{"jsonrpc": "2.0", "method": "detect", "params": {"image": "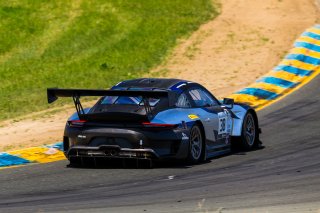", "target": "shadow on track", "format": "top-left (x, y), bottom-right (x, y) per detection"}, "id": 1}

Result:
top-left (66, 143), bottom-right (265, 169)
